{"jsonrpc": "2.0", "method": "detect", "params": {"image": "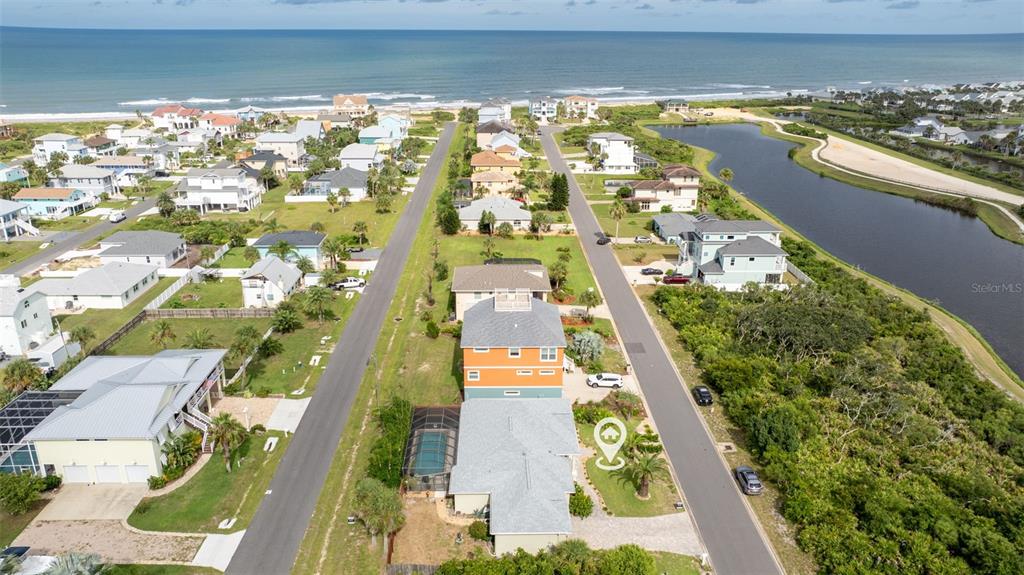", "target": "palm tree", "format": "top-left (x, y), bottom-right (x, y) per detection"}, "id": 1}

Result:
top-left (150, 320), bottom-right (176, 349)
top-left (339, 187), bottom-right (352, 207)
top-left (353, 221), bottom-right (368, 245)
top-left (268, 241), bottom-right (295, 260)
top-left (319, 267), bottom-right (340, 288)
top-left (609, 199), bottom-right (627, 243)
top-left (199, 245), bottom-right (216, 265)
top-left (135, 174), bottom-right (153, 197)
top-left (577, 288), bottom-right (603, 321)
top-left (263, 217), bottom-right (282, 234)
top-left (295, 256), bottom-right (315, 274)
top-left (366, 167), bottom-right (379, 198)
top-left (184, 328), bottom-right (215, 349)
top-left (321, 236), bottom-right (348, 270)
top-left (303, 286), bottom-right (335, 326)
top-left (326, 192), bottom-right (339, 213)
top-left (22, 160), bottom-right (43, 186)
top-left (207, 413), bottom-right (248, 472)
top-left (310, 221), bottom-right (325, 233)
top-left (718, 168), bottom-right (734, 183)
top-left (157, 191), bottom-right (176, 218)
top-left (287, 173), bottom-right (304, 197)
top-left (243, 246), bottom-right (261, 264)
top-left (69, 325), bottom-right (95, 354)
top-left (1, 554), bottom-right (22, 575)
top-left (258, 165), bottom-right (276, 191)
top-left (41, 552), bottom-right (107, 575)
top-left (2, 358), bottom-right (43, 394)
top-left (613, 453), bottom-right (668, 498)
